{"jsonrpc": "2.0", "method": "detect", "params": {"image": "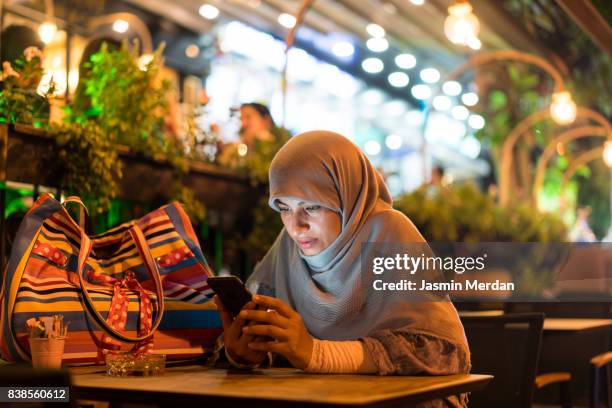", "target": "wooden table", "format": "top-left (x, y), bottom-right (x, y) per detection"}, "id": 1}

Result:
top-left (70, 365), bottom-right (492, 408)
top-left (542, 318), bottom-right (612, 332)
top-left (457, 310), bottom-right (504, 317)
top-left (458, 313), bottom-right (612, 333)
